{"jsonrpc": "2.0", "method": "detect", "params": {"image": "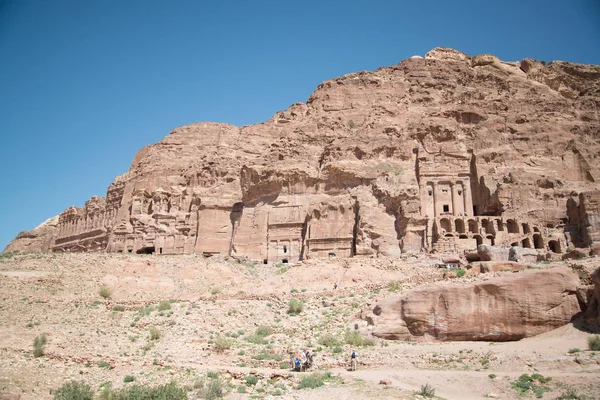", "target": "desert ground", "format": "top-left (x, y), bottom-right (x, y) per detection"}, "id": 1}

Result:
top-left (0, 252), bottom-right (598, 399)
